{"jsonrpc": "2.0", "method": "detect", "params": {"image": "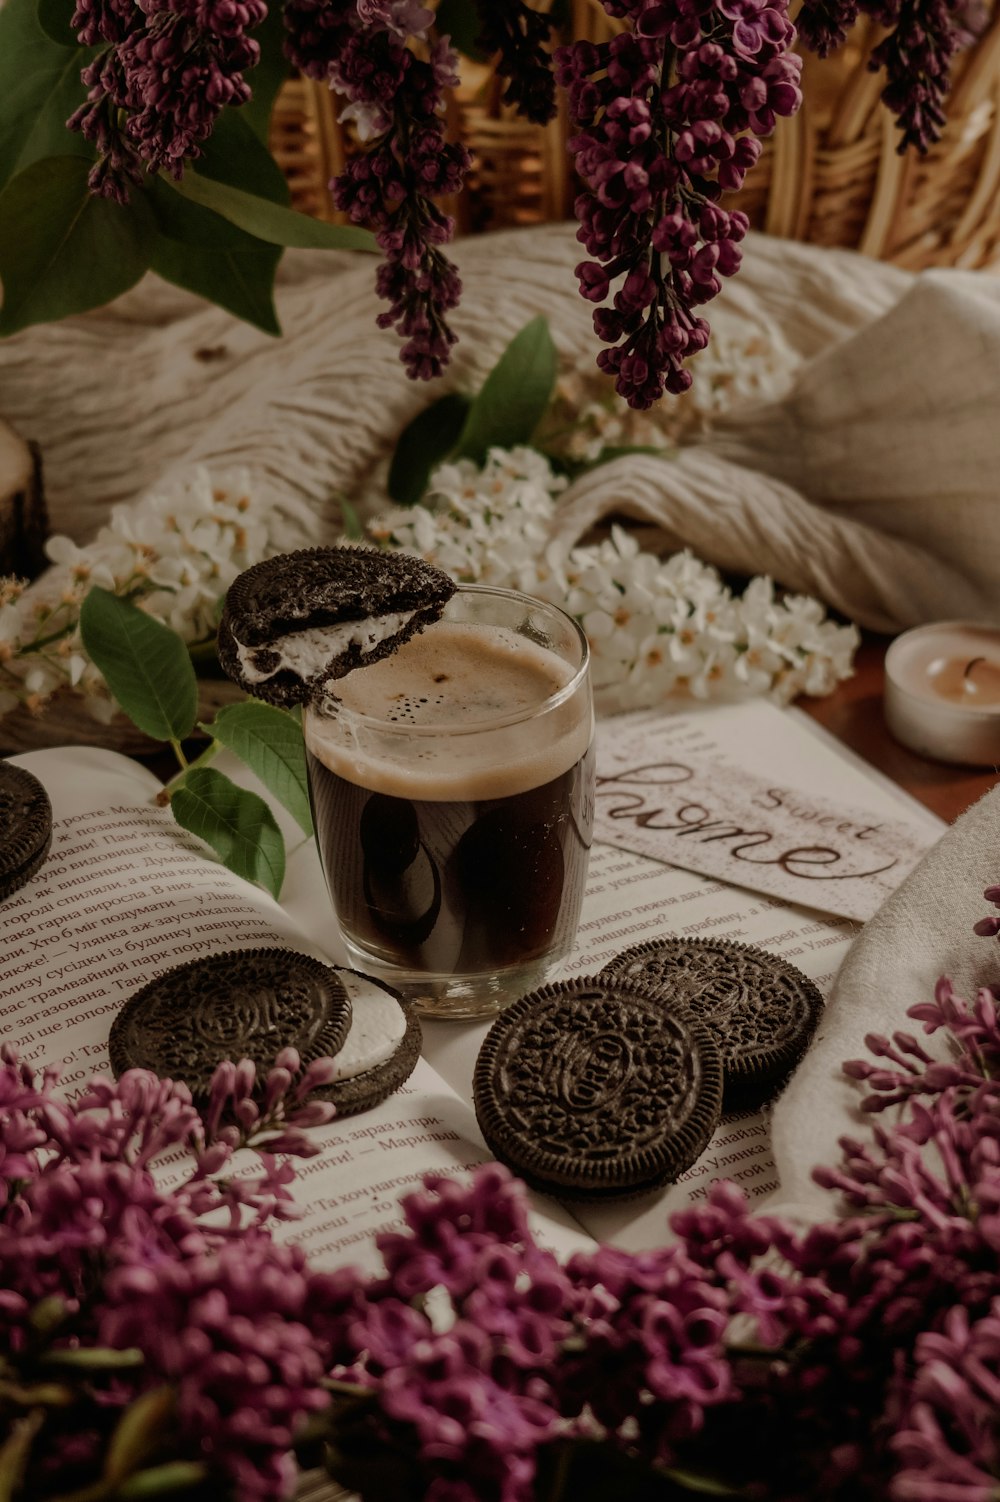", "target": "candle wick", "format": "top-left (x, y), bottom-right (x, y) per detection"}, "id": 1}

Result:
top-left (964, 656), bottom-right (986, 686)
